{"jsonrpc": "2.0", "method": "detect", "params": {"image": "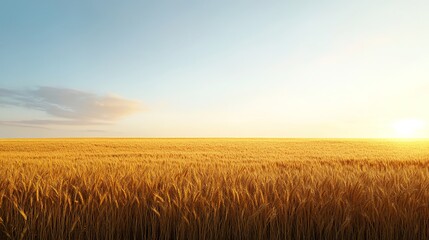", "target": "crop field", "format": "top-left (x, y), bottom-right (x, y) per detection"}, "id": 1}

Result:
top-left (1, 139), bottom-right (429, 239)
